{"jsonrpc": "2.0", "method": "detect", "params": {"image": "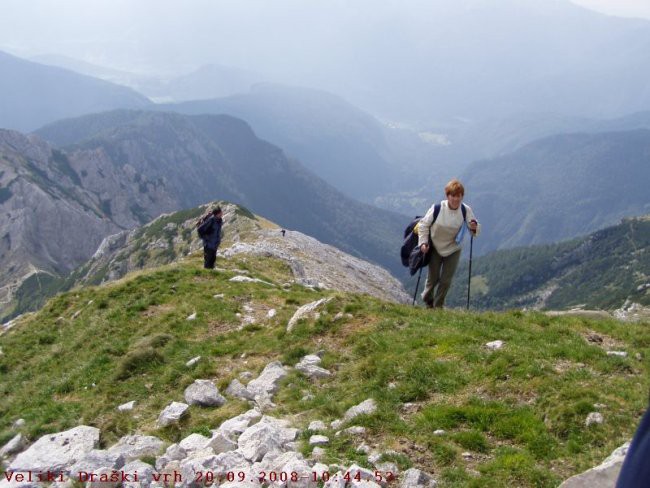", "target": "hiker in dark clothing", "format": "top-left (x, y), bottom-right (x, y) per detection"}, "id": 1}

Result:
top-left (198, 207), bottom-right (223, 269)
top-left (617, 404), bottom-right (650, 487)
